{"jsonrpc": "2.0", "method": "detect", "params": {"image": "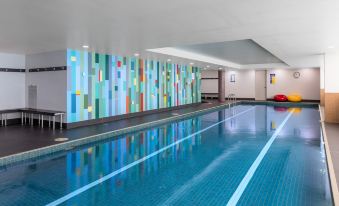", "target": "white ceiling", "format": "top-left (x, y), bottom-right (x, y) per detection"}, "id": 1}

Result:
top-left (0, 0), bottom-right (338, 69)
